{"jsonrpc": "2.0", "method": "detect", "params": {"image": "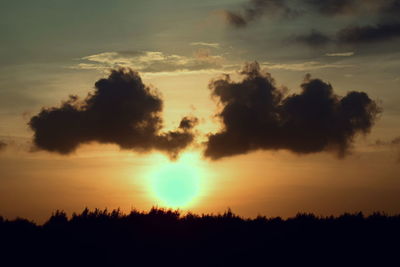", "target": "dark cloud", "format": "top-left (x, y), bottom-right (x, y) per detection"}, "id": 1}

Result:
top-left (0, 140), bottom-right (7, 151)
top-left (331, 0), bottom-right (400, 44)
top-left (374, 136), bottom-right (400, 162)
top-left (293, 22), bottom-right (400, 47)
top-left (224, 0), bottom-right (400, 48)
top-left (223, 0), bottom-right (296, 28)
top-left (305, 0), bottom-right (400, 17)
top-left (393, 137), bottom-right (400, 163)
top-left (293, 29), bottom-right (332, 47)
top-left (375, 137), bottom-right (400, 146)
top-left (223, 11), bottom-right (247, 28)
top-left (337, 23), bottom-right (400, 43)
top-left (305, 0), bottom-right (358, 15)
top-left (392, 137), bottom-right (400, 145)
top-left (298, 1), bottom-right (400, 46)
top-left (29, 68), bottom-right (197, 159)
top-left (179, 116), bottom-right (199, 130)
top-left (224, 0), bottom-right (400, 27)
top-left (379, 0), bottom-right (400, 17)
top-left (223, 0), bottom-right (362, 28)
top-left (205, 62), bottom-right (381, 160)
